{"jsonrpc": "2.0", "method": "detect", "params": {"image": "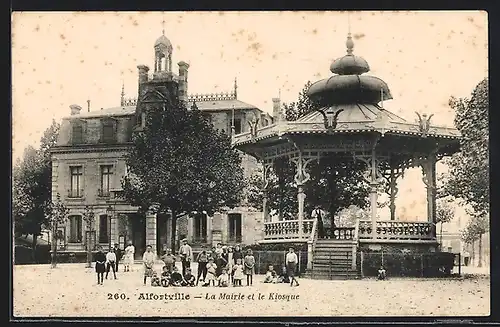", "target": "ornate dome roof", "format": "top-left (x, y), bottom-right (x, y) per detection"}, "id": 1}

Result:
top-left (307, 33), bottom-right (392, 105)
top-left (154, 34), bottom-right (173, 49)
